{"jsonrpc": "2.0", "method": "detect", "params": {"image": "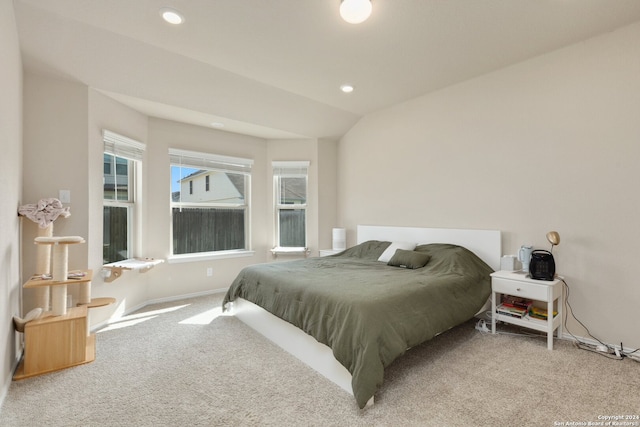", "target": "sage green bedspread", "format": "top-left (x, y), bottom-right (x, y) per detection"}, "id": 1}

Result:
top-left (222, 241), bottom-right (493, 408)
